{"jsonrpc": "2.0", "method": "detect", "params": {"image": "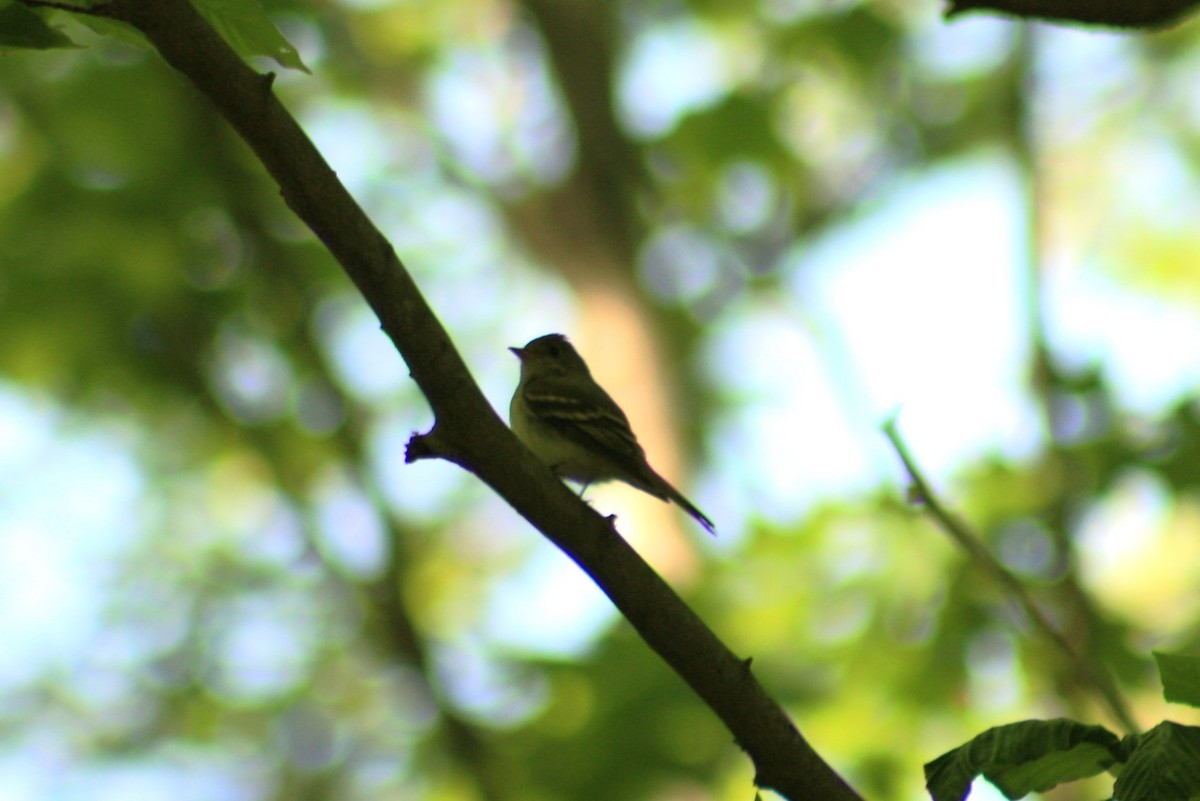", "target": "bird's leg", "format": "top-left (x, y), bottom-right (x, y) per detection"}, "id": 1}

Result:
top-left (550, 463), bottom-right (594, 503)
